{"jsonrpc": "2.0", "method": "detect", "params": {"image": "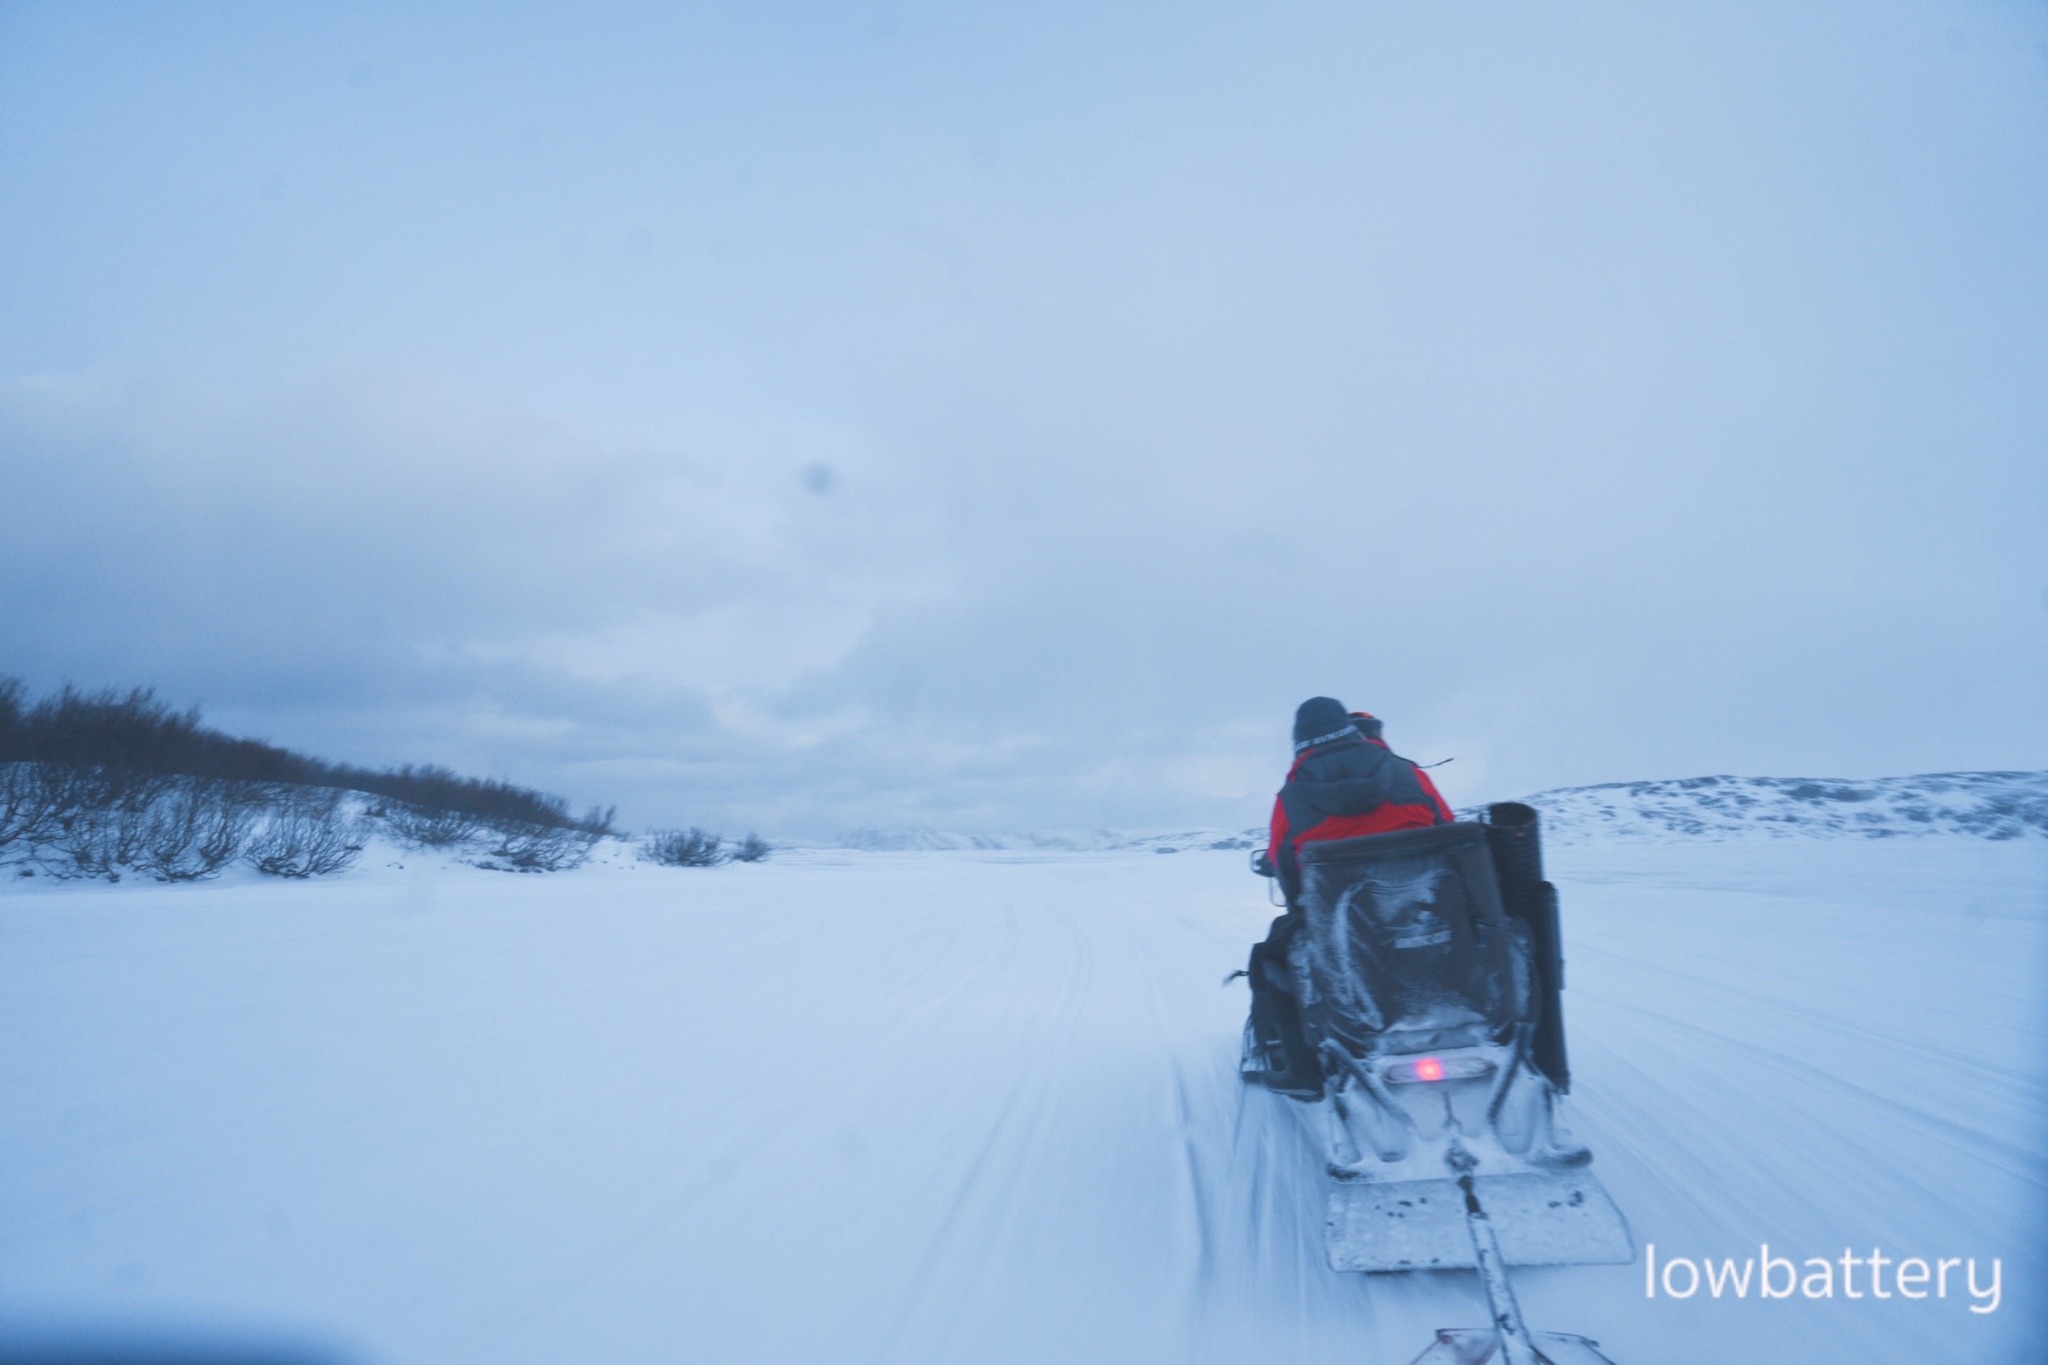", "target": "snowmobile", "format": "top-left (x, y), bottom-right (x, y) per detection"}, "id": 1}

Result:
top-left (1243, 803), bottom-right (1632, 1365)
